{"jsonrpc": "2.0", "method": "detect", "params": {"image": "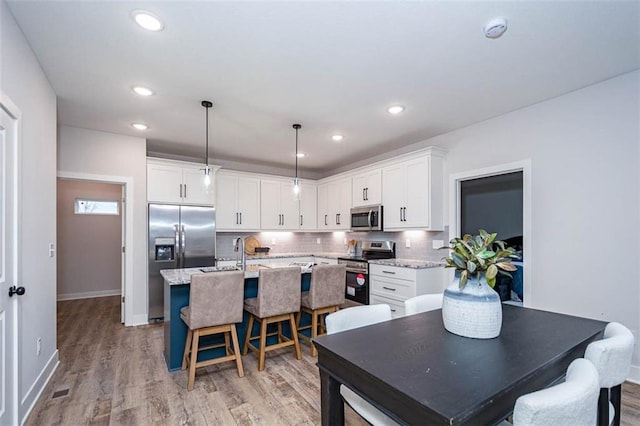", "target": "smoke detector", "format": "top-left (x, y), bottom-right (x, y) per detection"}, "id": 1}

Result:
top-left (484, 17), bottom-right (508, 39)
